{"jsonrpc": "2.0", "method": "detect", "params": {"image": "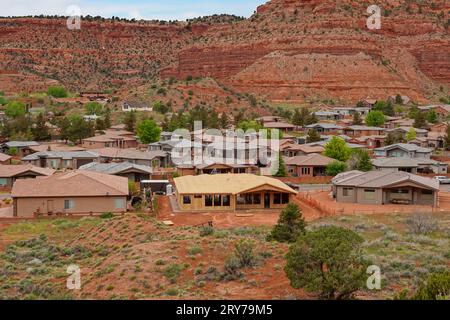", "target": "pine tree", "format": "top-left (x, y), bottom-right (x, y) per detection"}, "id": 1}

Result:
top-left (32, 113), bottom-right (50, 141)
top-left (306, 129), bottom-right (321, 143)
top-left (352, 112), bottom-right (362, 125)
top-left (267, 204), bottom-right (306, 243)
top-left (124, 110), bottom-right (137, 132)
top-left (220, 112), bottom-right (229, 129)
top-left (274, 153), bottom-right (287, 177)
top-left (444, 125), bottom-right (450, 150)
top-left (104, 107), bottom-right (112, 128)
top-left (414, 111), bottom-right (427, 129)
